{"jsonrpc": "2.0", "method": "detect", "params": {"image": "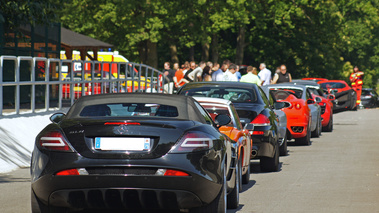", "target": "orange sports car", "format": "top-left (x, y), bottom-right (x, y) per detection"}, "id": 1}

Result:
top-left (194, 97), bottom-right (252, 186)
